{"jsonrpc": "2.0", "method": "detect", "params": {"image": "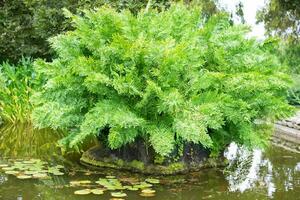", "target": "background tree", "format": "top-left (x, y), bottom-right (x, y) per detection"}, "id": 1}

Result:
top-left (0, 0), bottom-right (219, 63)
top-left (257, 0), bottom-right (300, 105)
